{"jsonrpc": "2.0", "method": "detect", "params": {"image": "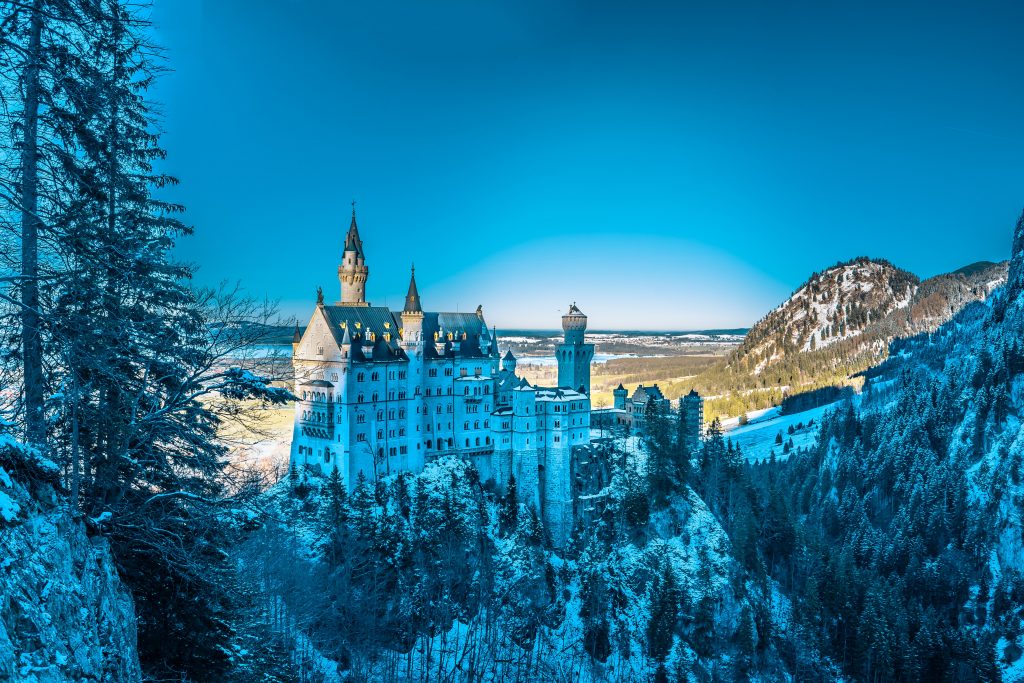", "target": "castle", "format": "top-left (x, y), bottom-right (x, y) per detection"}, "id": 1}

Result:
top-left (289, 208), bottom-right (593, 545)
